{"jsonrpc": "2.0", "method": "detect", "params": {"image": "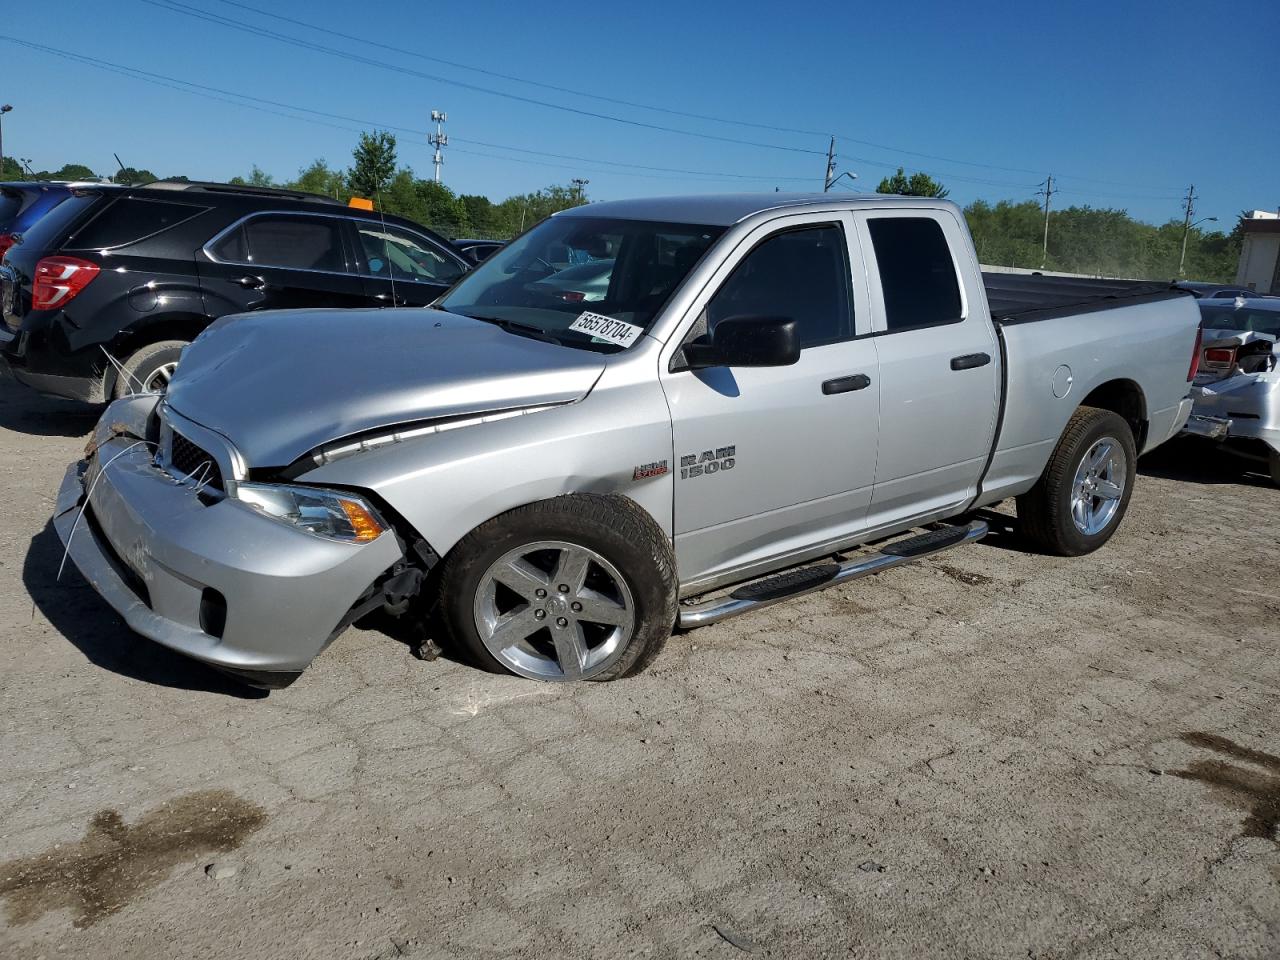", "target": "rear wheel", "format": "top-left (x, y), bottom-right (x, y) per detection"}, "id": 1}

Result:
top-left (436, 495), bottom-right (677, 682)
top-left (1017, 406), bottom-right (1138, 556)
top-left (111, 340), bottom-right (188, 399)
